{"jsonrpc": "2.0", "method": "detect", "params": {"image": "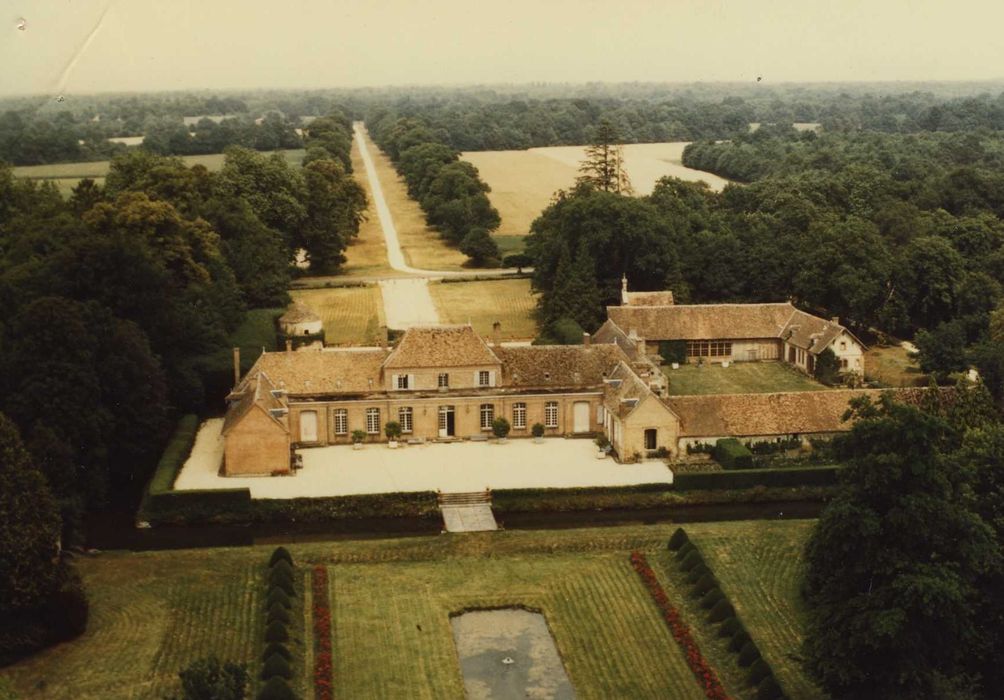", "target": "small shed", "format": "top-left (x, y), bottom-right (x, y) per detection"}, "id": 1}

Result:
top-left (279, 302), bottom-right (323, 337)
